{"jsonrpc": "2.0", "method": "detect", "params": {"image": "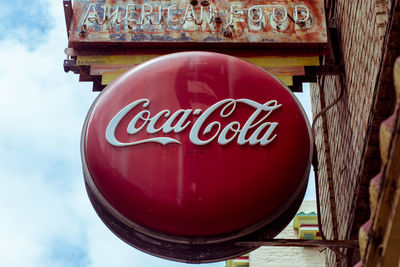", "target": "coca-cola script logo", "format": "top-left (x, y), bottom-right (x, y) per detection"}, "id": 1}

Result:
top-left (82, 52), bottom-right (312, 258)
top-left (106, 98), bottom-right (282, 146)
